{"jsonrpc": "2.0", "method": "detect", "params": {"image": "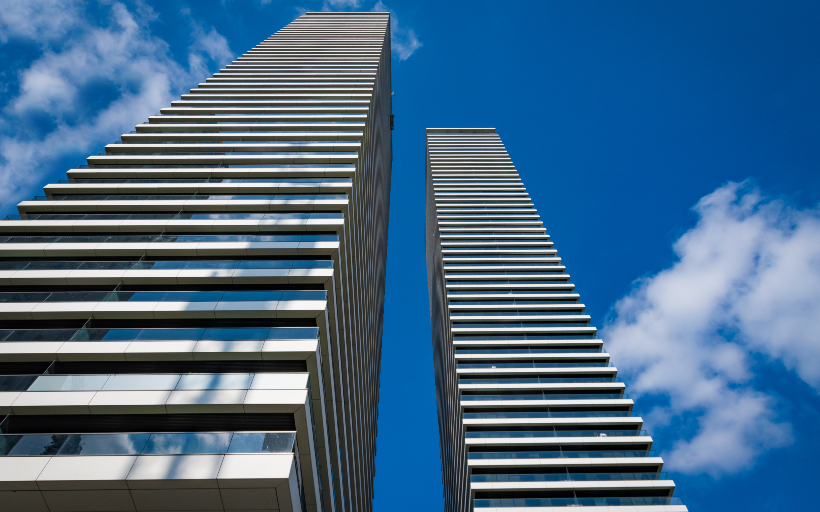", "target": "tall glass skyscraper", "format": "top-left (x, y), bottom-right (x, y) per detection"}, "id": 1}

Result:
top-left (425, 128), bottom-right (687, 511)
top-left (0, 12), bottom-right (391, 512)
